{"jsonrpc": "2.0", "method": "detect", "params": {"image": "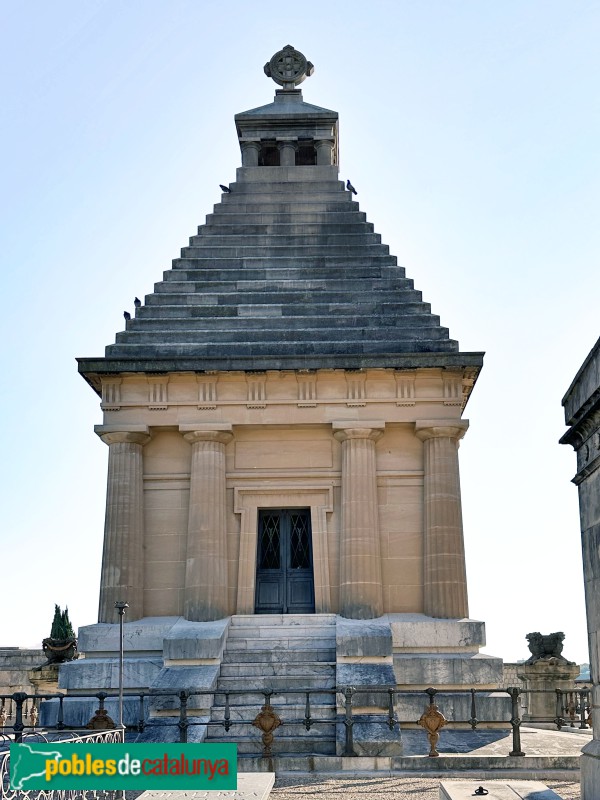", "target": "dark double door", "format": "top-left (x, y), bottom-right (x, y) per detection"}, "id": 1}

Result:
top-left (254, 509), bottom-right (315, 614)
